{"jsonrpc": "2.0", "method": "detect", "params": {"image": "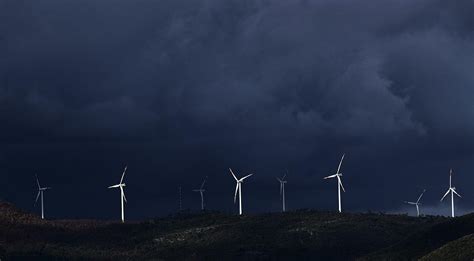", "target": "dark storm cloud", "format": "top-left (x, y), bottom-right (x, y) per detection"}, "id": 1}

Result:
top-left (1, 0), bottom-right (474, 218)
